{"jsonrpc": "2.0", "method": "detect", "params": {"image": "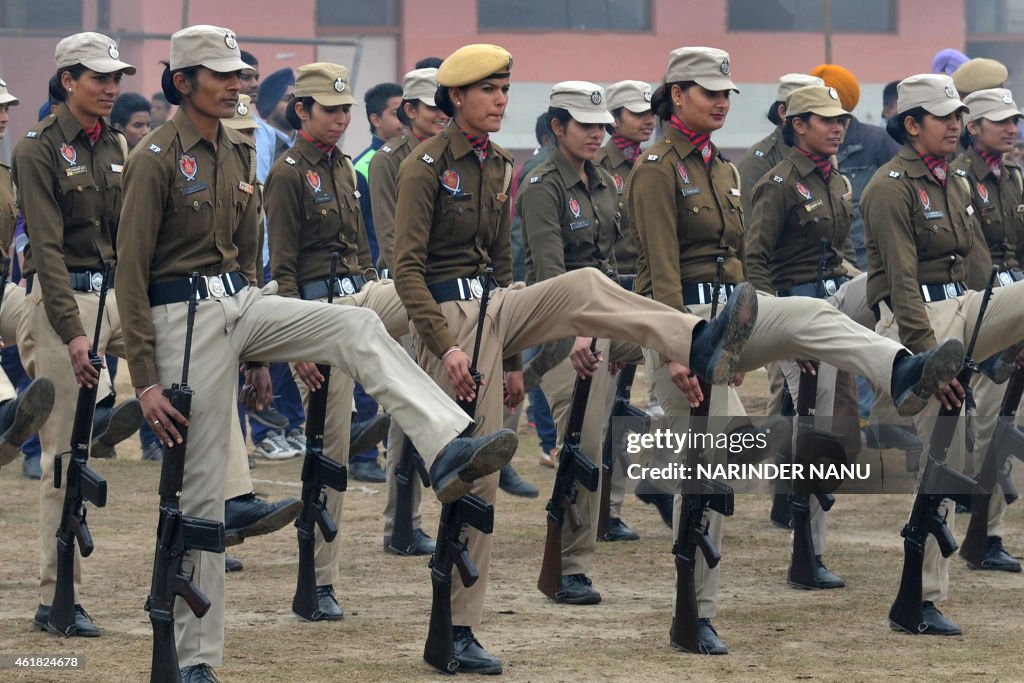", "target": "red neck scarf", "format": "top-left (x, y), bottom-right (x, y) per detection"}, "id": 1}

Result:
top-left (796, 146), bottom-right (832, 181)
top-left (669, 115), bottom-right (713, 169)
top-left (85, 120), bottom-right (102, 145)
top-left (462, 130), bottom-right (490, 166)
top-left (919, 152), bottom-right (948, 187)
top-left (975, 145), bottom-right (1003, 179)
top-left (299, 130), bottom-right (336, 158)
top-left (611, 133), bottom-right (641, 164)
